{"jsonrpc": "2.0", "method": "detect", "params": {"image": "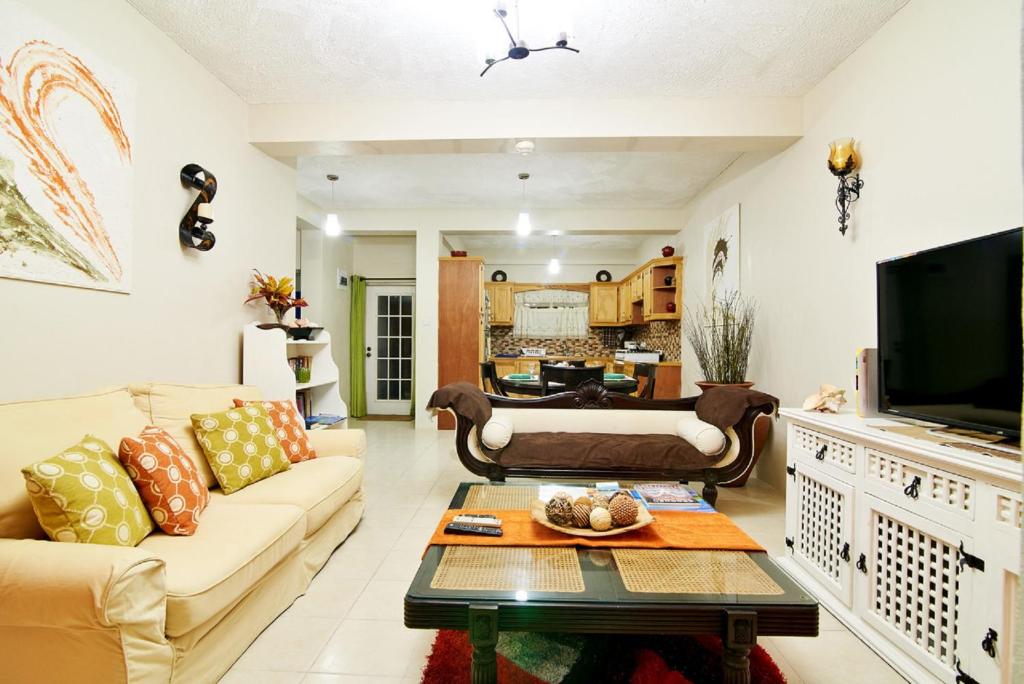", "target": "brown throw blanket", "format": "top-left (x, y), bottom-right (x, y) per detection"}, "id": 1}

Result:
top-left (426, 382), bottom-right (492, 427)
top-left (695, 386), bottom-right (778, 432)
